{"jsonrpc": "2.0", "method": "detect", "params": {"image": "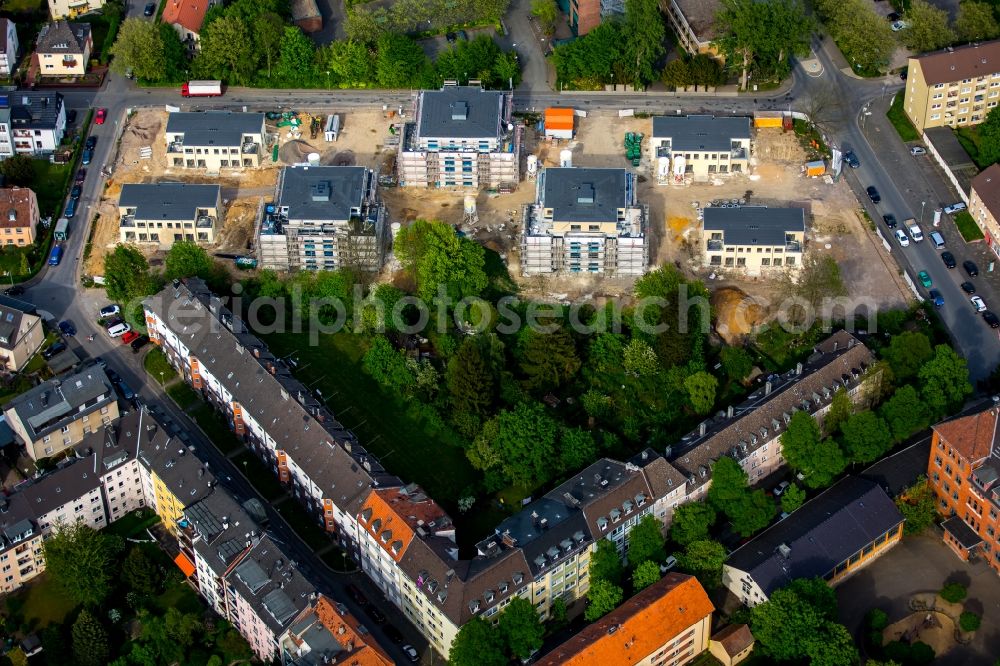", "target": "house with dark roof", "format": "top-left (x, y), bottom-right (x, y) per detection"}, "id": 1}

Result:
top-left (904, 39), bottom-right (1000, 134)
top-left (0, 293), bottom-right (43, 372)
top-left (4, 366), bottom-right (119, 461)
top-left (701, 206), bottom-right (806, 274)
top-left (35, 21), bottom-right (91, 76)
top-left (257, 165), bottom-right (387, 272)
top-left (709, 624), bottom-right (755, 666)
top-left (521, 167), bottom-right (648, 276)
top-left (398, 84), bottom-right (520, 189)
top-left (651, 115), bottom-right (753, 180)
top-left (0, 19), bottom-right (19, 78)
top-left (164, 111), bottom-right (267, 170)
top-left (969, 164), bottom-right (1000, 260)
top-left (0, 91), bottom-right (66, 156)
top-left (118, 182), bottom-right (222, 249)
top-left (723, 476), bottom-right (904, 606)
